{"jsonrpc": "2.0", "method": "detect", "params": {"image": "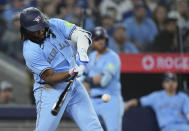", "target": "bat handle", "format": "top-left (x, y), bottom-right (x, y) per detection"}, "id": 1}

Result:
top-left (51, 109), bottom-right (58, 116)
top-left (51, 74), bottom-right (77, 116)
